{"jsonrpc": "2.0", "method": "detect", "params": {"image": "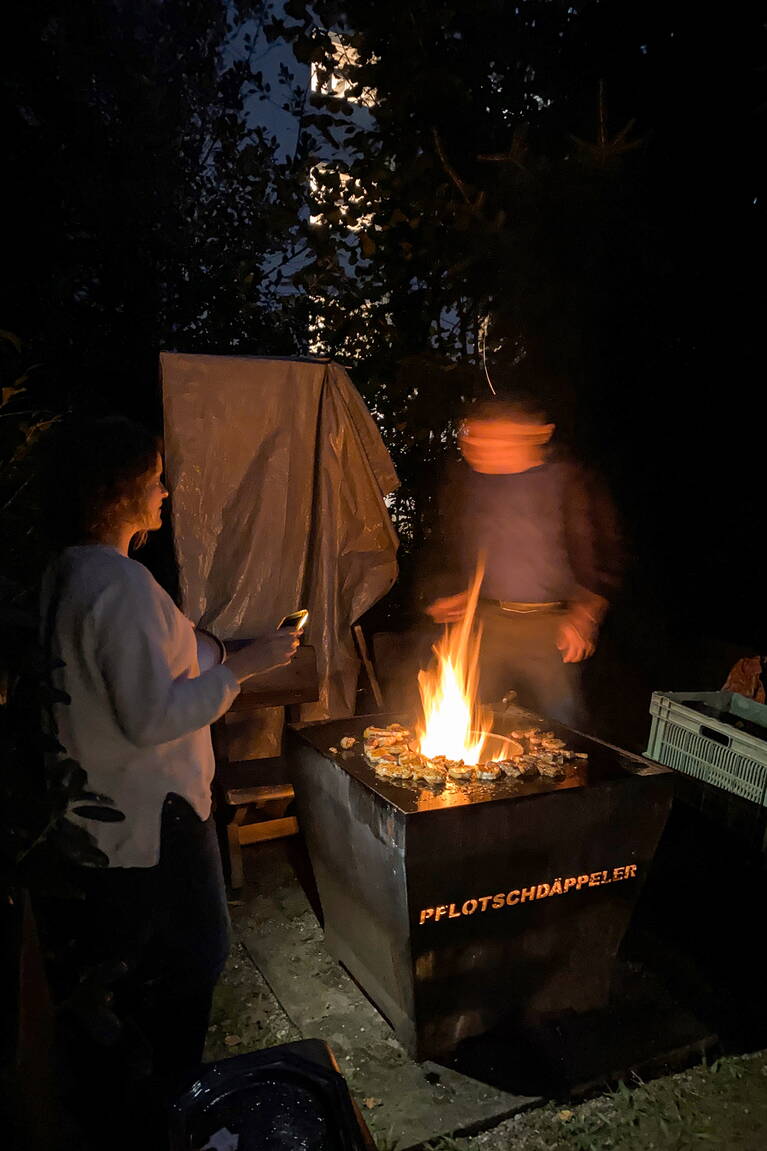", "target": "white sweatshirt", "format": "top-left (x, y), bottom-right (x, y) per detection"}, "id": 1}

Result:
top-left (42, 545), bottom-right (240, 867)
